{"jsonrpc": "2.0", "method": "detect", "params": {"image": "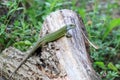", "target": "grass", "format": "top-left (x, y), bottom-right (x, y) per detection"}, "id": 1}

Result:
top-left (0, 0), bottom-right (120, 80)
